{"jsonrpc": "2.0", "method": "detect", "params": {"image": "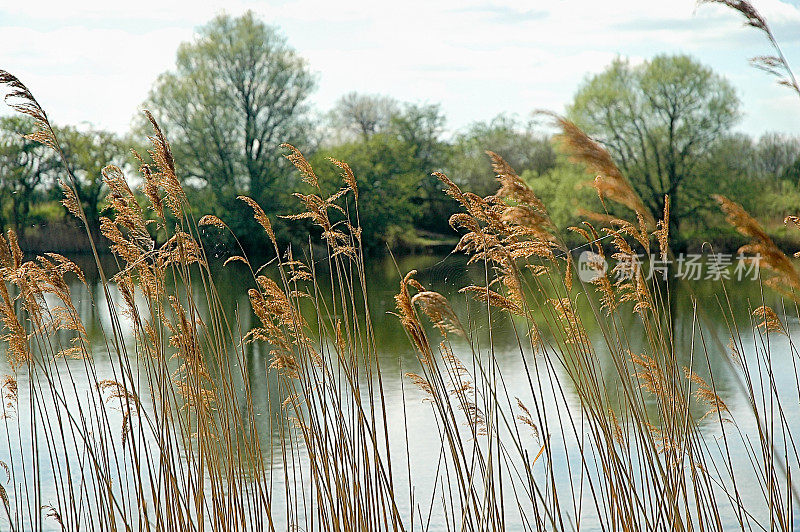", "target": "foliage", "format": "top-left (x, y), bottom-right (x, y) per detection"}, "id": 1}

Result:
top-left (319, 97), bottom-right (453, 240)
top-left (390, 102), bottom-right (451, 232)
top-left (55, 125), bottom-right (129, 241)
top-left (0, 116), bottom-right (57, 237)
top-left (448, 114), bottom-right (556, 198)
top-left (521, 156), bottom-right (596, 233)
top-left (688, 133), bottom-right (800, 239)
top-left (310, 133), bottom-right (423, 252)
top-left (3, 15), bottom-right (800, 258)
top-left (327, 92), bottom-right (399, 141)
top-left (568, 54), bottom-right (740, 249)
top-left (753, 132), bottom-right (800, 178)
top-left (142, 11), bottom-right (315, 222)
